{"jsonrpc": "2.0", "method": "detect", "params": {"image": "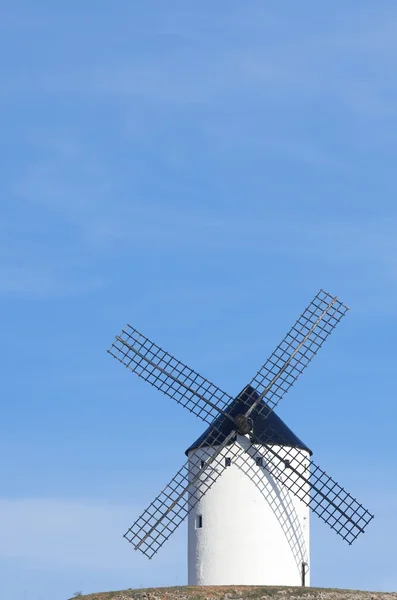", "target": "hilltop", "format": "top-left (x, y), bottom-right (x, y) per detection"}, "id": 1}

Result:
top-left (72, 585), bottom-right (397, 600)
